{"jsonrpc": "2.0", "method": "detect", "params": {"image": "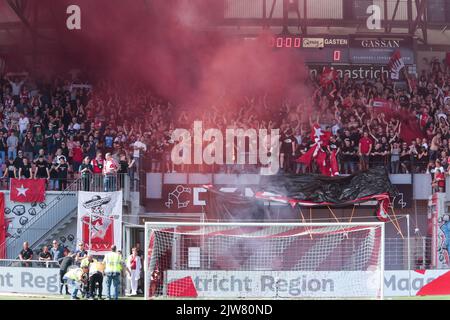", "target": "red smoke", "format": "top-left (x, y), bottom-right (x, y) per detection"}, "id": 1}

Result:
top-left (31, 0), bottom-right (310, 109)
